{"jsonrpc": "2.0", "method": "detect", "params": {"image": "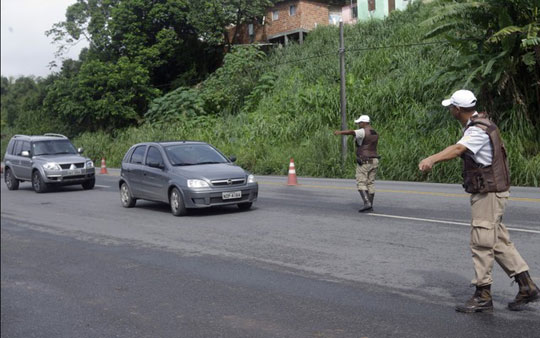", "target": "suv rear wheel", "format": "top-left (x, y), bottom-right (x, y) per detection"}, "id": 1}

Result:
top-left (32, 170), bottom-right (48, 193)
top-left (4, 168), bottom-right (20, 190)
